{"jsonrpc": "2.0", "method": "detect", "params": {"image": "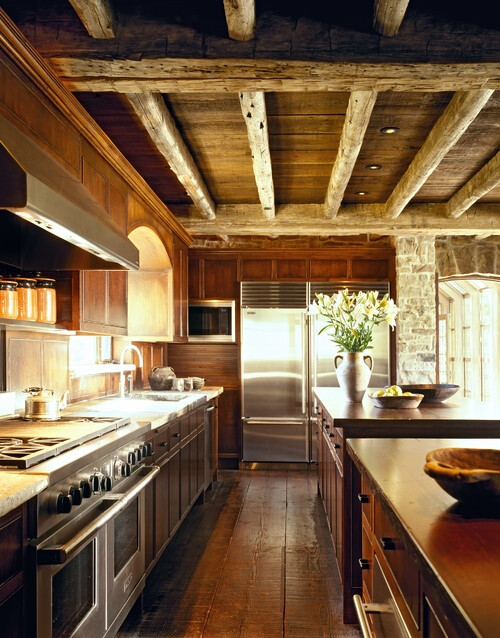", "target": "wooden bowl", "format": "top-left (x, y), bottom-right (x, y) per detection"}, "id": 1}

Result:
top-left (424, 448), bottom-right (500, 505)
top-left (399, 384), bottom-right (459, 403)
top-left (369, 393), bottom-right (424, 409)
